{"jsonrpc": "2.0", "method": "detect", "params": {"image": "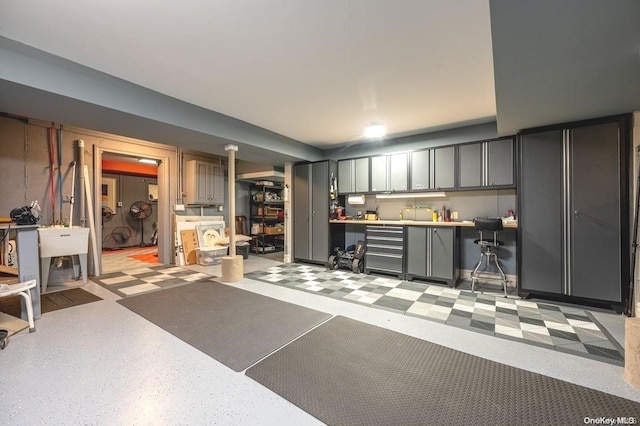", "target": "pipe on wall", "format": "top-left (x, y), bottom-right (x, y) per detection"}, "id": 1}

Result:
top-left (77, 139), bottom-right (86, 227)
